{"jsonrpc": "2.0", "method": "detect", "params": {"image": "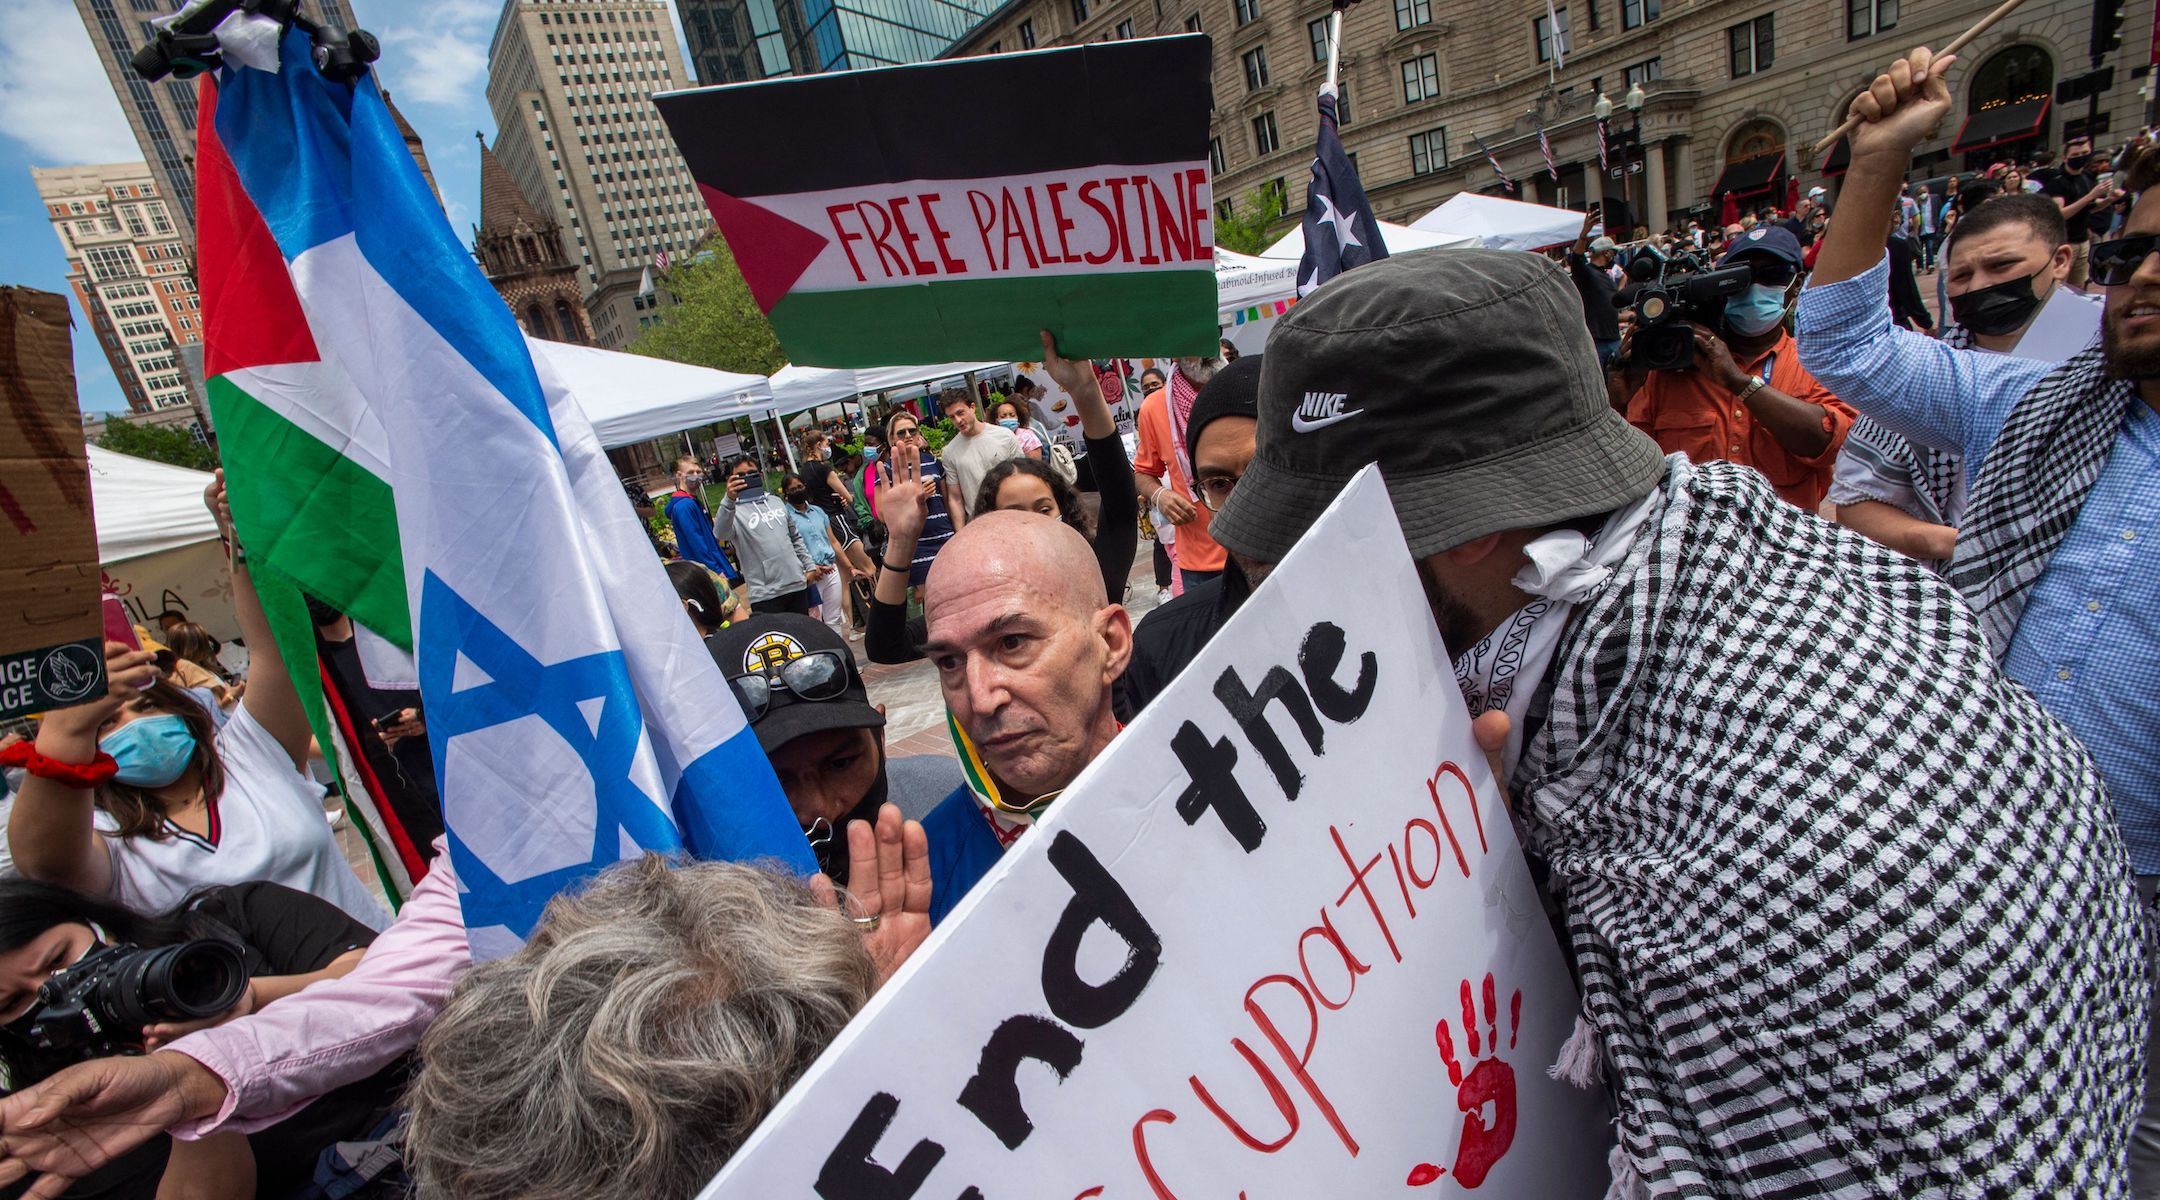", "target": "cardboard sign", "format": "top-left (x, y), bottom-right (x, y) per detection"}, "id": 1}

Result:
top-left (0, 287), bottom-right (107, 718)
top-left (702, 468), bottom-right (1609, 1198)
top-left (656, 37), bottom-right (1220, 368)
